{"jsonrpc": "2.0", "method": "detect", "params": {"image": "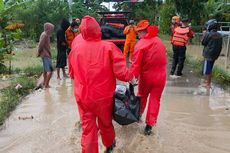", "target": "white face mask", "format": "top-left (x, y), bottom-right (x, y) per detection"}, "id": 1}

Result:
top-left (72, 28), bottom-right (78, 33)
top-left (137, 30), bottom-right (147, 39)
